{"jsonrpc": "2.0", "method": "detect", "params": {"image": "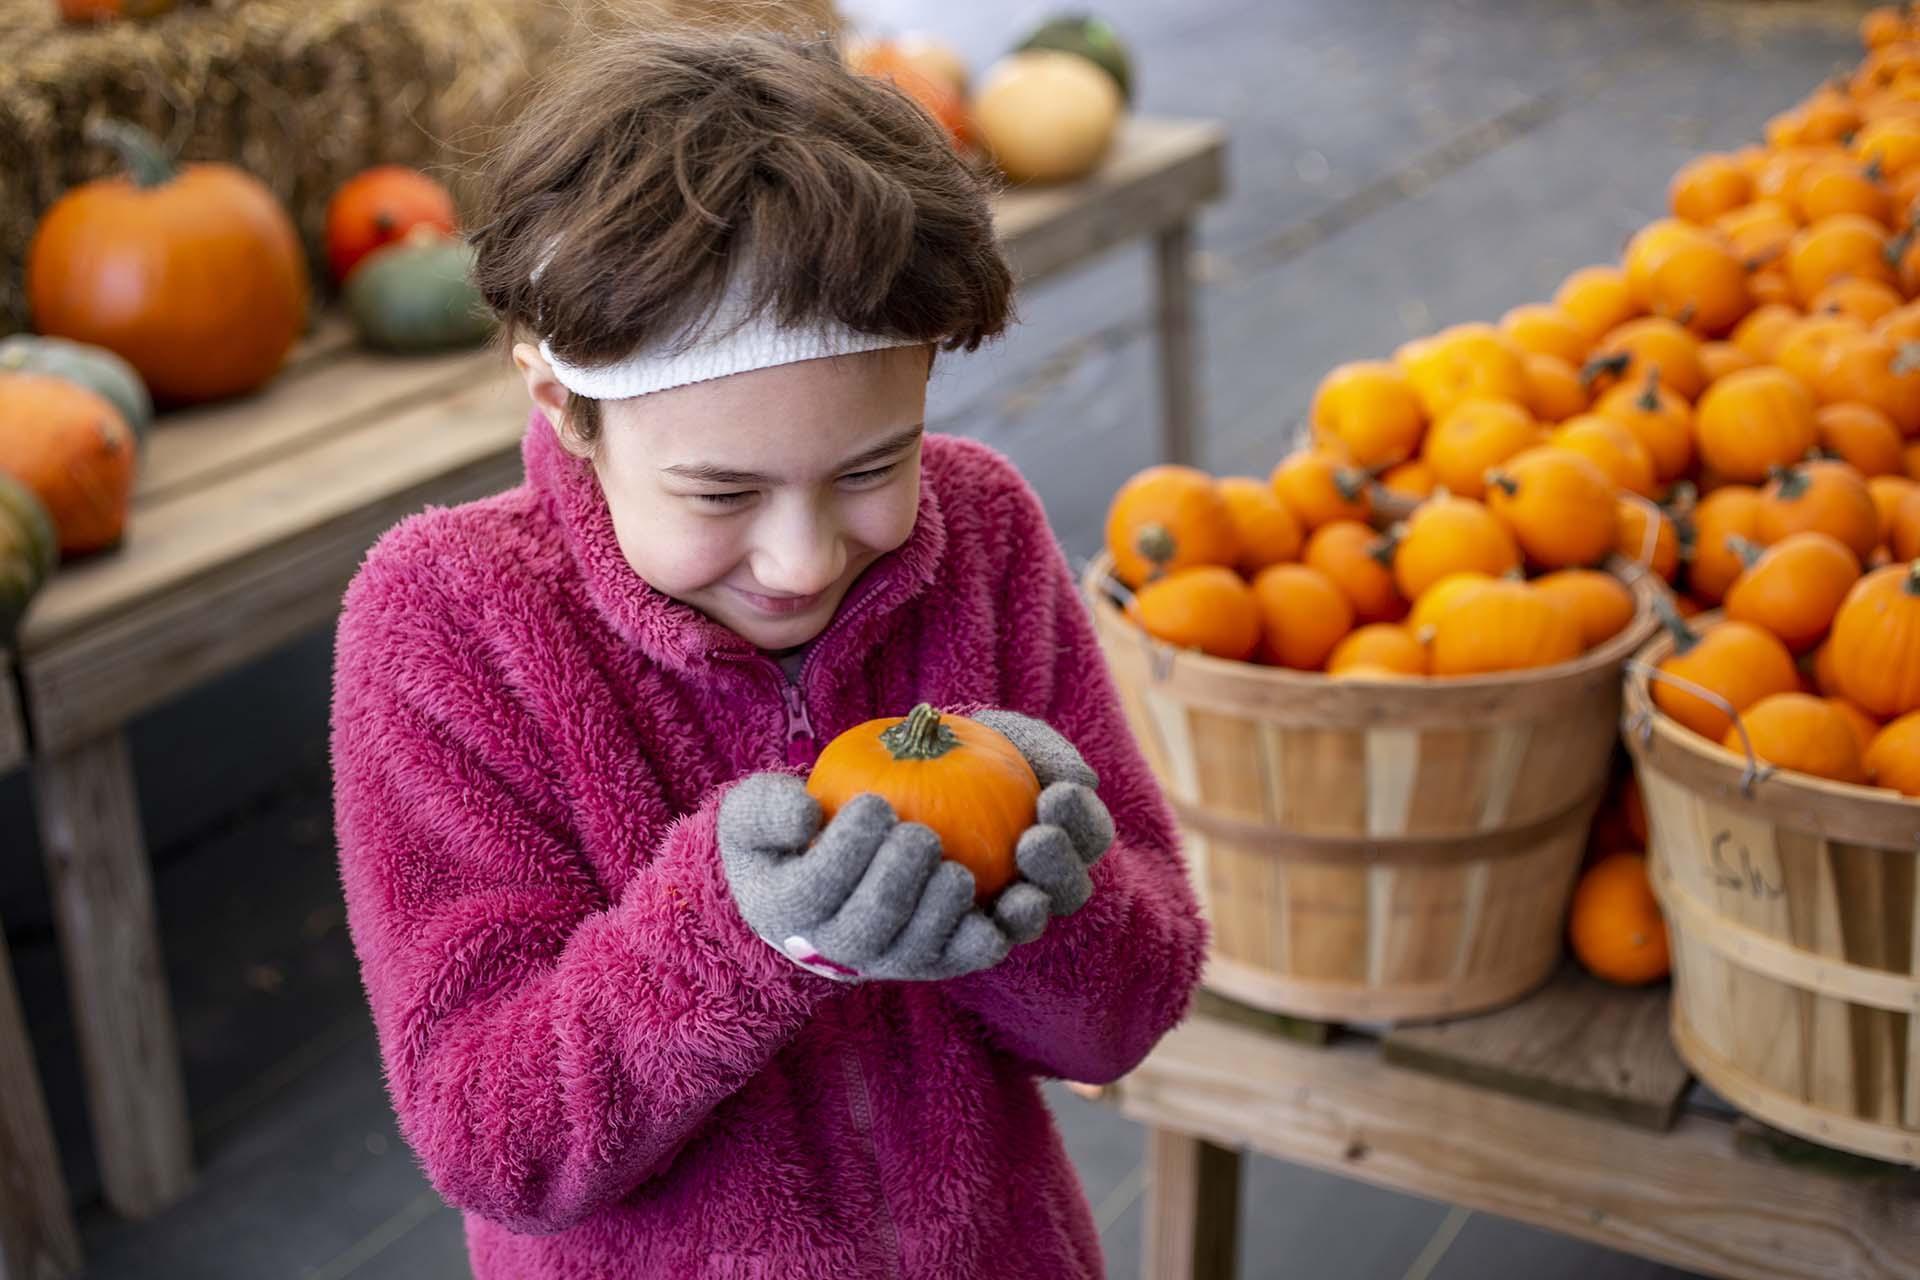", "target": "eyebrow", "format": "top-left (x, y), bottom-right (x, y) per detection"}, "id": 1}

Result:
top-left (661, 423), bottom-right (925, 486)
